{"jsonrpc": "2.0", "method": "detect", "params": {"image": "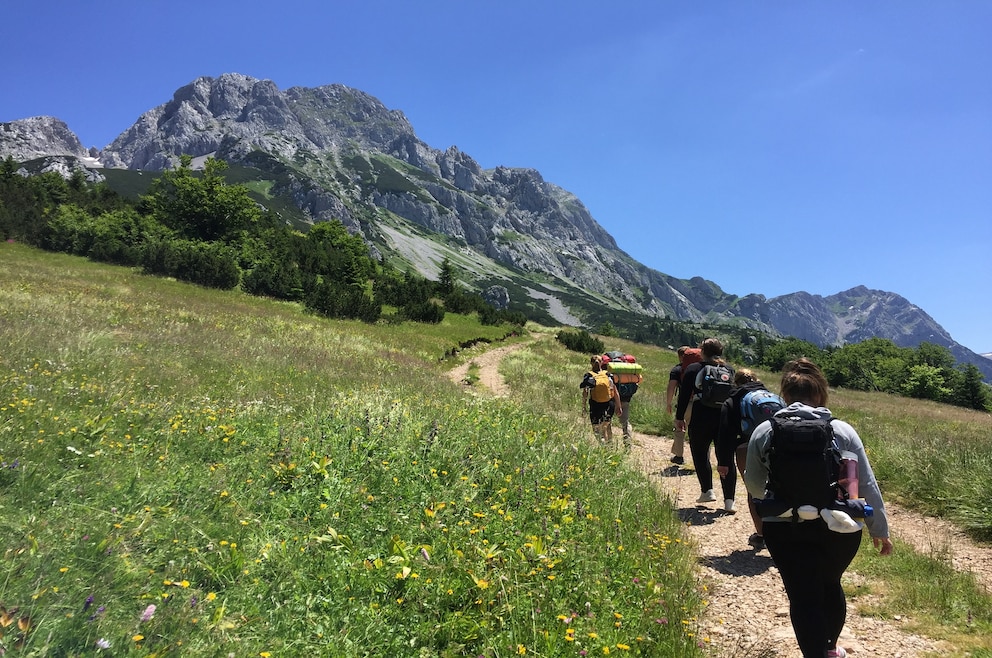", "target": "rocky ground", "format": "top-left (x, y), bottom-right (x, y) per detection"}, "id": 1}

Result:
top-left (448, 343), bottom-right (992, 657)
